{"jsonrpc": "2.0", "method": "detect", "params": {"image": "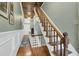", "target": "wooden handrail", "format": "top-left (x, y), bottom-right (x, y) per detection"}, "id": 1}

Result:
top-left (35, 7), bottom-right (69, 56)
top-left (35, 7), bottom-right (63, 39)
